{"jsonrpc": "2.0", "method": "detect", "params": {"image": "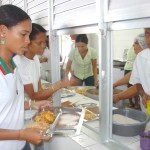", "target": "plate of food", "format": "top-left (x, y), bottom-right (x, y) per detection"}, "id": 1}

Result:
top-left (68, 86), bottom-right (95, 95)
top-left (84, 109), bottom-right (98, 121)
top-left (26, 107), bottom-right (85, 136)
top-left (26, 107), bottom-right (62, 132)
top-left (75, 103), bottom-right (100, 121)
